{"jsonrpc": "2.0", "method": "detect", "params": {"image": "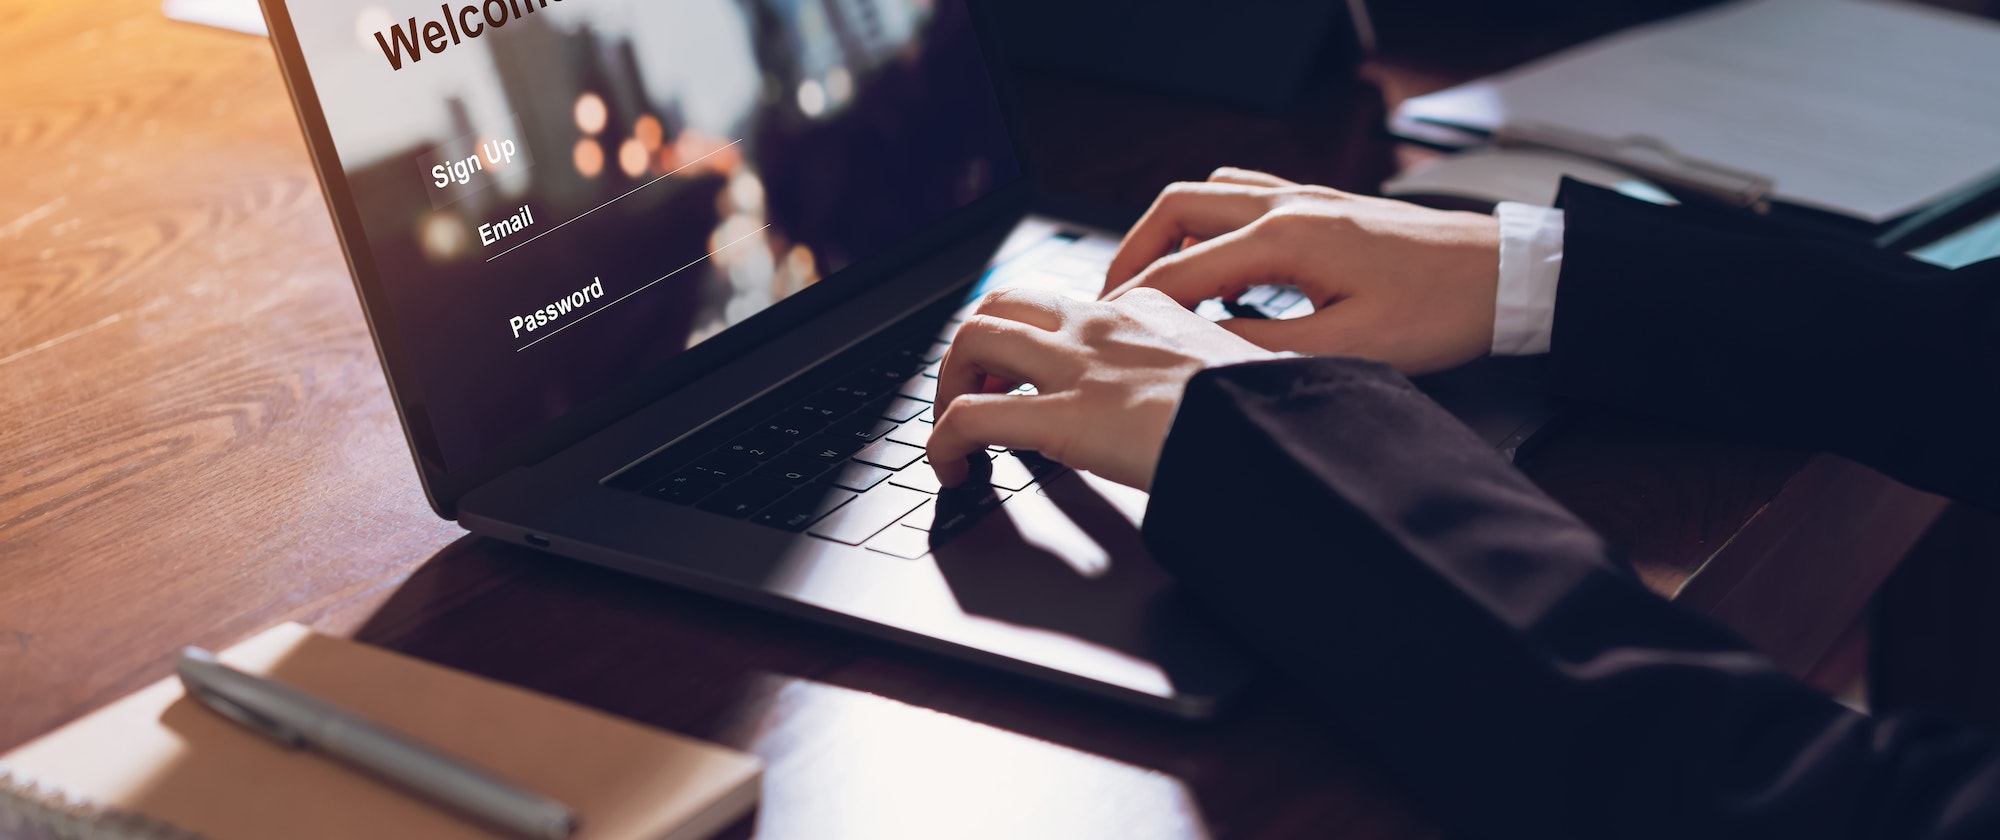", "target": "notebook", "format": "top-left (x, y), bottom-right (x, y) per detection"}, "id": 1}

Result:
top-left (0, 623), bottom-right (761, 840)
top-left (1391, 0), bottom-right (2000, 224)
